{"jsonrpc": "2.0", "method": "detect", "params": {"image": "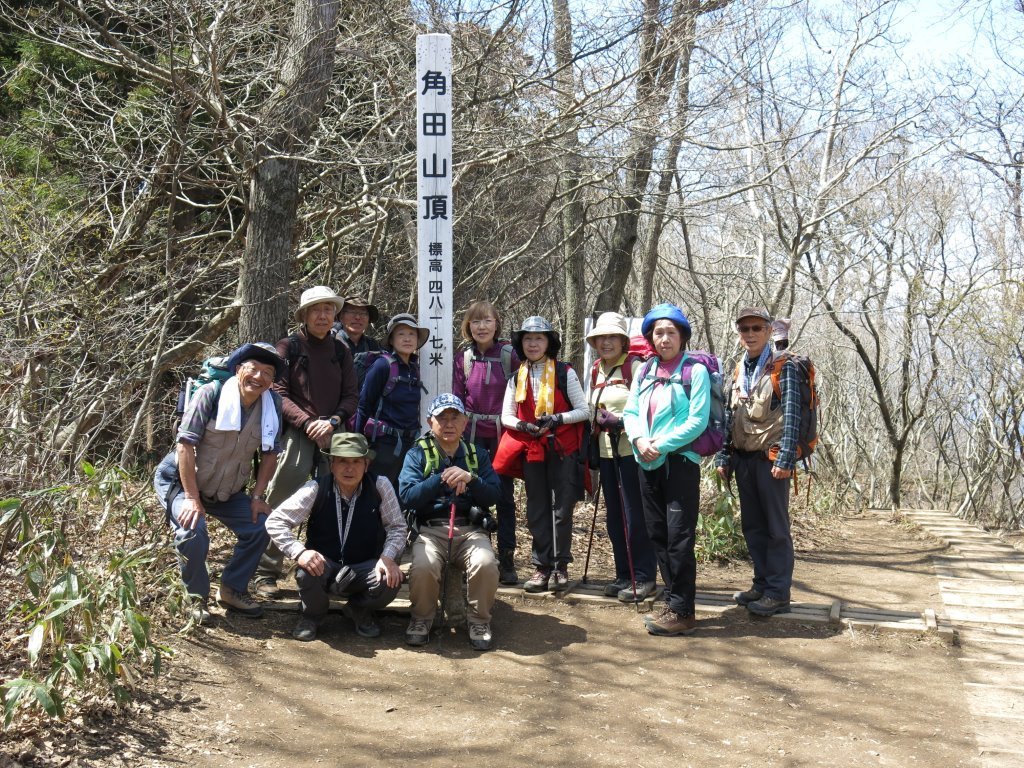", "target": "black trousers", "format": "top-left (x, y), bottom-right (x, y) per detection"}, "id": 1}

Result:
top-left (522, 451), bottom-right (581, 569)
top-left (294, 557), bottom-right (400, 620)
top-left (638, 454), bottom-right (700, 616)
top-left (734, 453), bottom-right (793, 600)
